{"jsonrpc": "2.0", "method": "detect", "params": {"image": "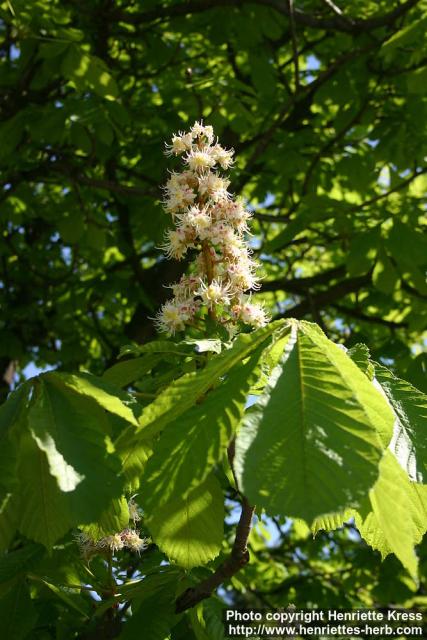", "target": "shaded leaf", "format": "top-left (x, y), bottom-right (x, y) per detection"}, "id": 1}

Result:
top-left (28, 377), bottom-right (123, 521)
top-left (146, 474), bottom-right (224, 569)
top-left (102, 355), bottom-right (160, 388)
top-left (119, 570), bottom-right (178, 640)
top-left (38, 577), bottom-right (90, 618)
top-left (17, 432), bottom-right (73, 548)
top-left (0, 580), bottom-right (37, 640)
top-left (0, 542), bottom-right (44, 585)
top-left (142, 342), bottom-right (269, 510)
